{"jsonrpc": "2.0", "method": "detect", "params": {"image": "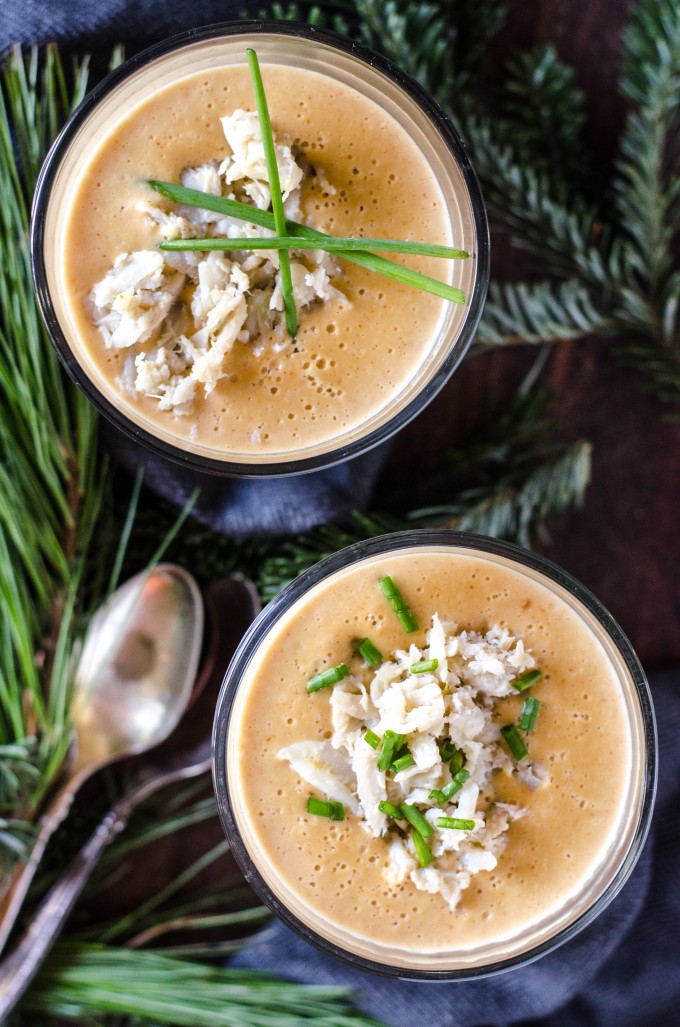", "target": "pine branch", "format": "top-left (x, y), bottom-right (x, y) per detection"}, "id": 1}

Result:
top-left (477, 280), bottom-right (611, 348)
top-left (502, 46), bottom-right (588, 185)
top-left (409, 441), bottom-right (591, 549)
top-left (251, 1), bottom-right (351, 35)
top-left (23, 943), bottom-right (385, 1027)
top-left (0, 46), bottom-right (107, 854)
top-left (611, 0), bottom-right (680, 404)
top-left (354, 0), bottom-right (455, 100)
